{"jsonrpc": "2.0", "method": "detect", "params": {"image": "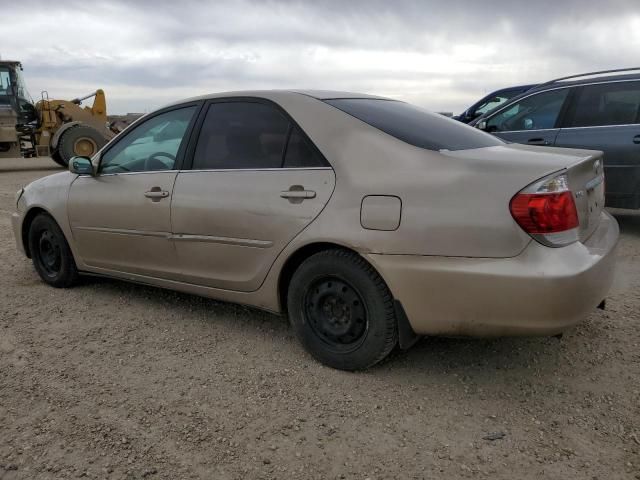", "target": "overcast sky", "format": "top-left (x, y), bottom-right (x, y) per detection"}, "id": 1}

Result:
top-left (3, 0), bottom-right (640, 115)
